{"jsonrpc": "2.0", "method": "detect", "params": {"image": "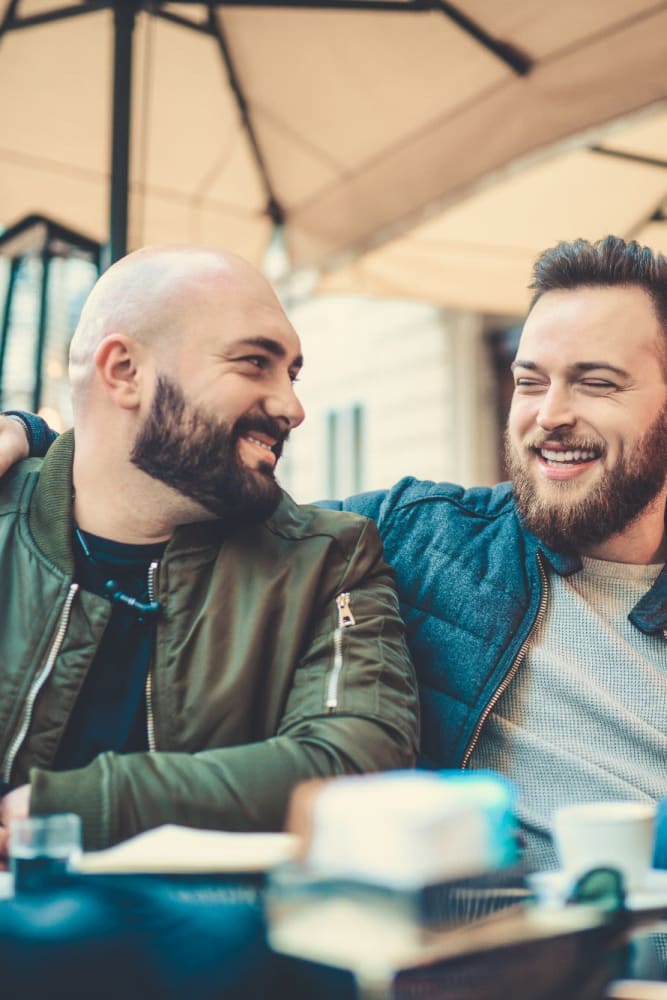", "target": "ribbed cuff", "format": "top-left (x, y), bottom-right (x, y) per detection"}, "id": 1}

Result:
top-left (30, 757), bottom-right (113, 851)
top-left (3, 410), bottom-right (58, 458)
